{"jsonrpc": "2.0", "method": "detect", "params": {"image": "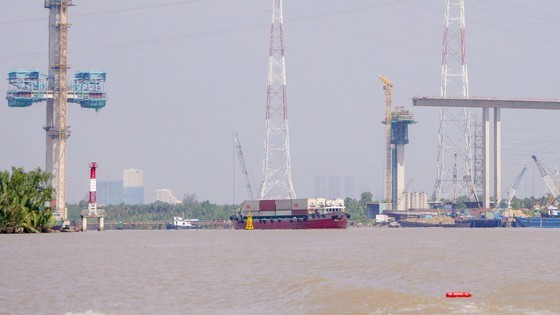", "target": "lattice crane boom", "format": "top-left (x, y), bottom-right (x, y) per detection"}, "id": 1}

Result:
top-left (532, 155), bottom-right (560, 198)
top-left (396, 178), bottom-right (413, 210)
top-left (496, 167), bottom-right (526, 209)
top-left (234, 133), bottom-right (254, 200)
top-left (379, 75), bottom-right (393, 207)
